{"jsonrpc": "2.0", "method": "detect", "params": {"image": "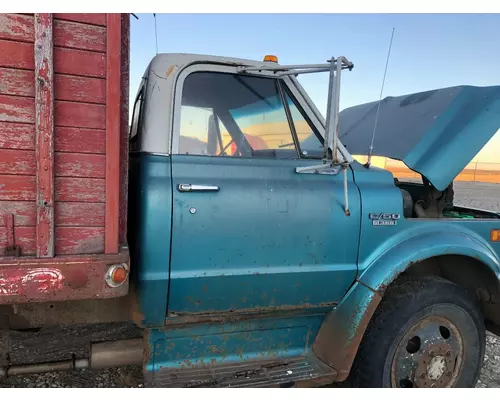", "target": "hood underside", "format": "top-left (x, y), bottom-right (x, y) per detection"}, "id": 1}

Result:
top-left (339, 85), bottom-right (500, 191)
